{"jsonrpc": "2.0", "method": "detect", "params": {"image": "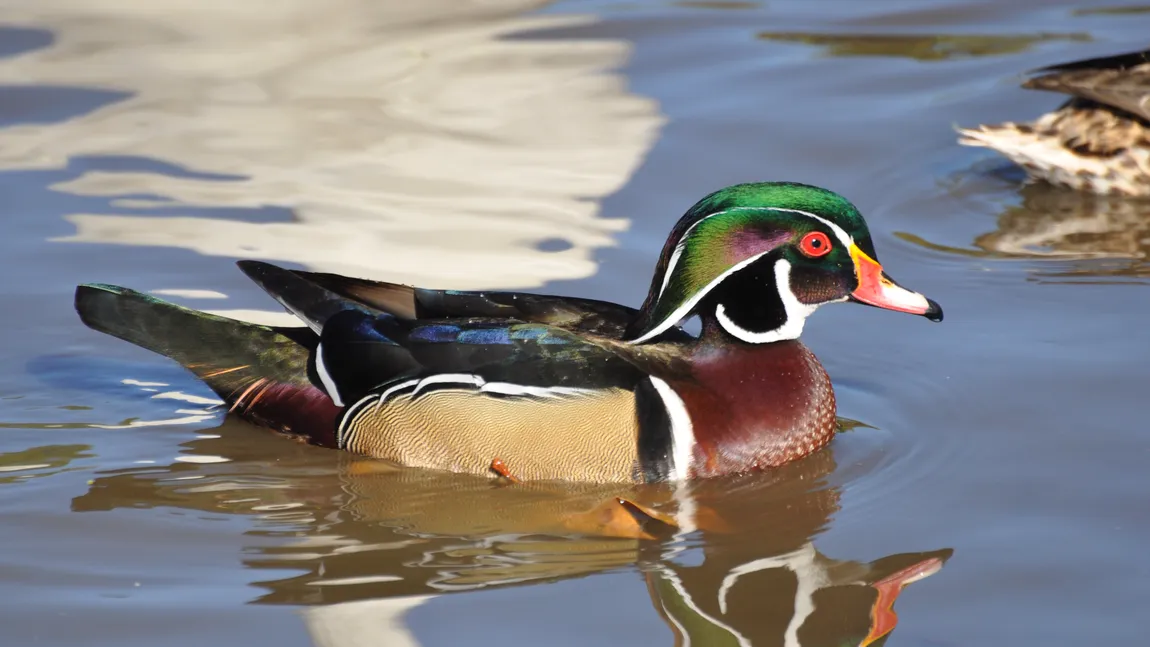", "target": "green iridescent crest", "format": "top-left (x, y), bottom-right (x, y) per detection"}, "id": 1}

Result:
top-left (626, 182), bottom-right (875, 342)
